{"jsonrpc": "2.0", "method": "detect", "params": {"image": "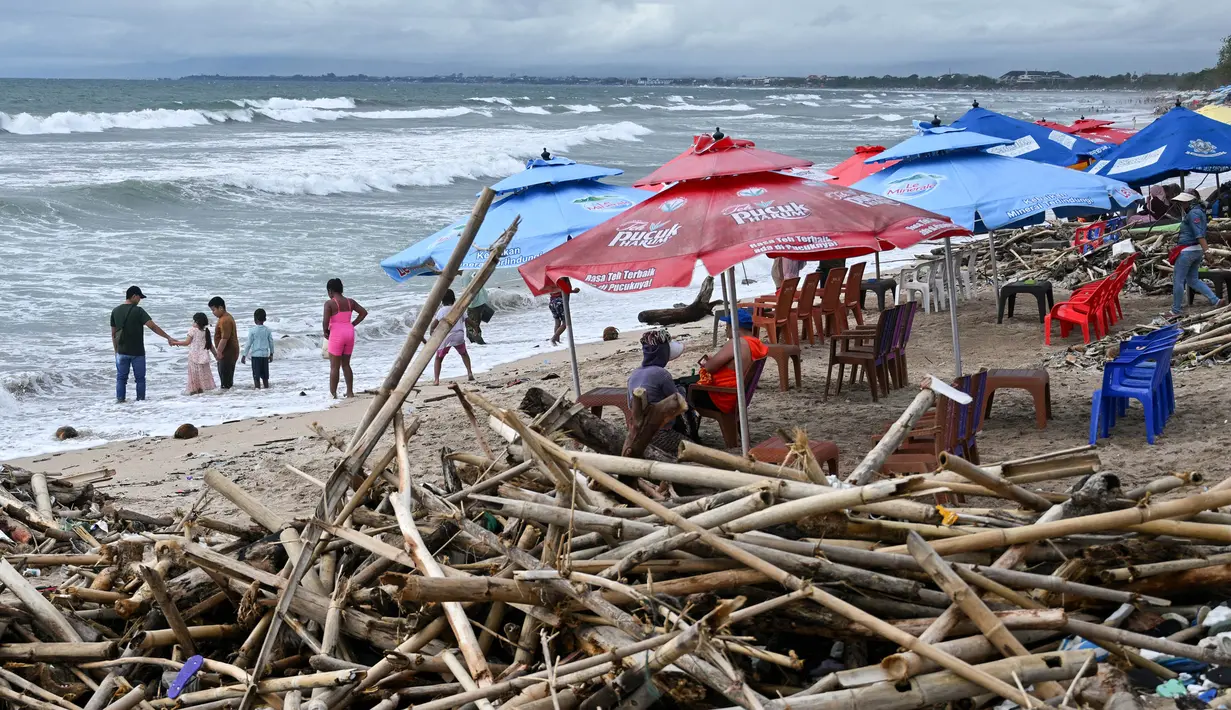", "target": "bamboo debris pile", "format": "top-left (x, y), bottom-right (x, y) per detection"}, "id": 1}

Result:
top-left (8, 393), bottom-right (1231, 710)
top-left (964, 218), bottom-right (1231, 294)
top-left (8, 194), bottom-right (1231, 710)
top-left (0, 464), bottom-right (114, 548)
